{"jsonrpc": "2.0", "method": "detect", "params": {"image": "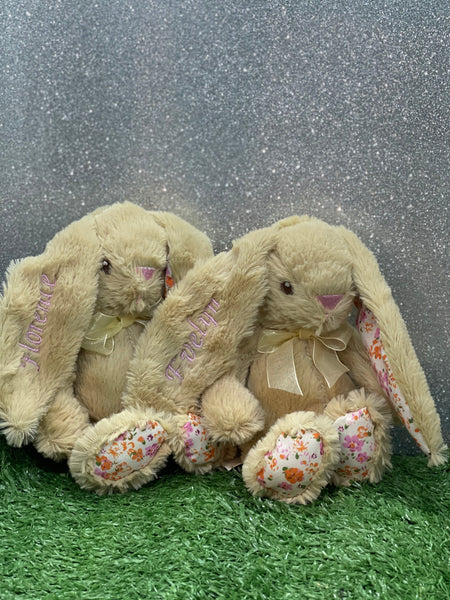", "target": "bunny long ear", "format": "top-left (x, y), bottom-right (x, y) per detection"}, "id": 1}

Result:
top-left (0, 212), bottom-right (103, 446)
top-left (341, 227), bottom-right (447, 466)
top-left (273, 215), bottom-right (313, 229)
top-left (123, 227), bottom-right (276, 415)
top-left (148, 212), bottom-right (214, 283)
